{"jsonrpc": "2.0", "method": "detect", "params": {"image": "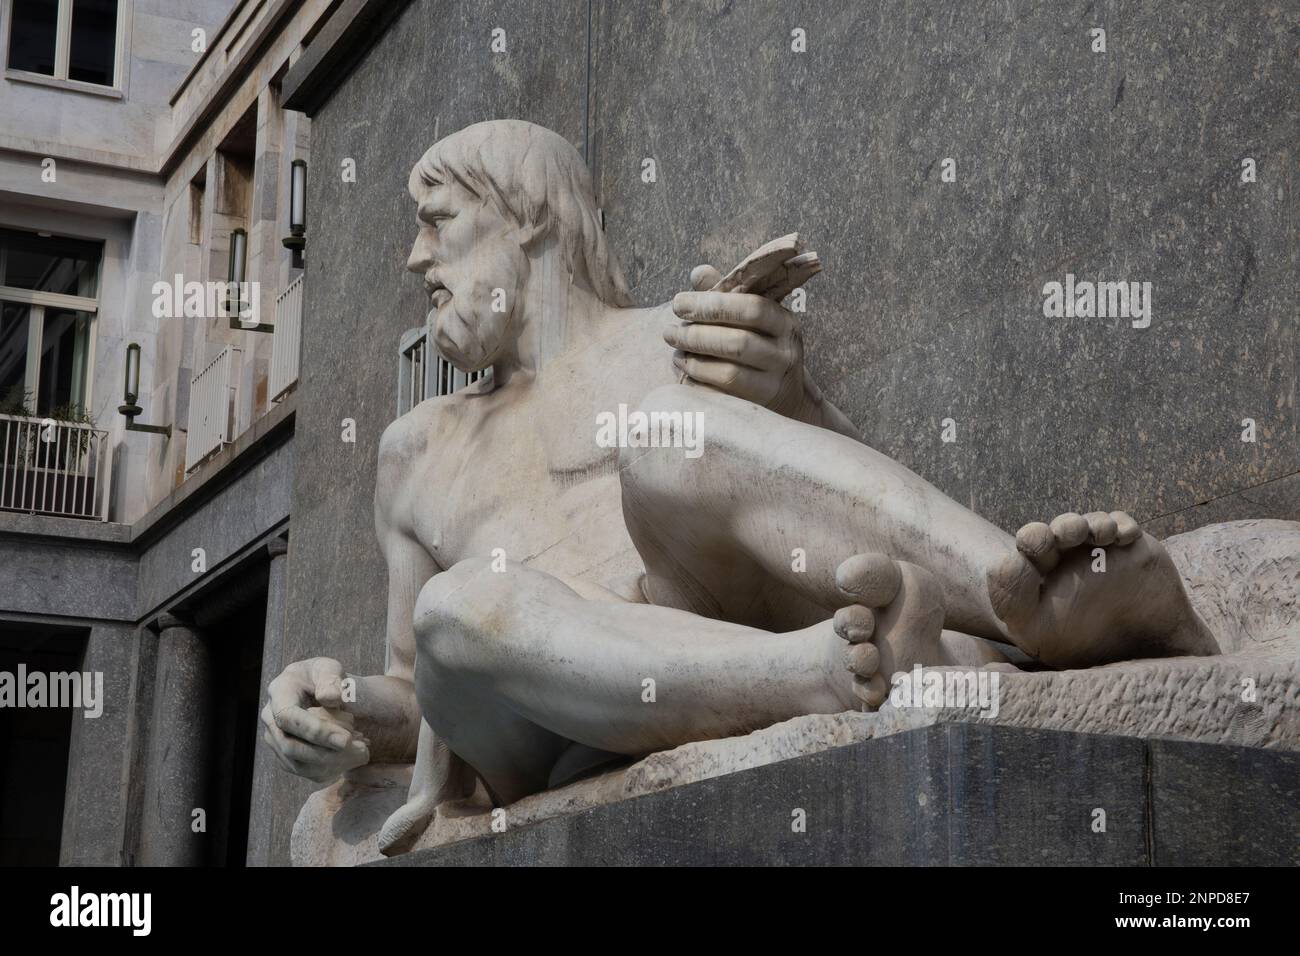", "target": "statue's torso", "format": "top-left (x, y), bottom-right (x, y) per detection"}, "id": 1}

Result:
top-left (398, 306), bottom-right (676, 594)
